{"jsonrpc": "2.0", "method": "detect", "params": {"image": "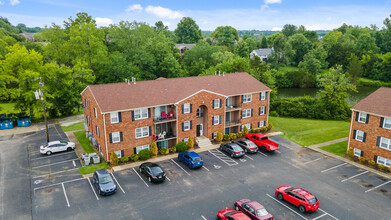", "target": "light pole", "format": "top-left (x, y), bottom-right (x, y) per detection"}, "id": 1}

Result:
top-left (35, 77), bottom-right (49, 144)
